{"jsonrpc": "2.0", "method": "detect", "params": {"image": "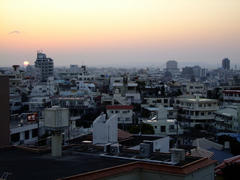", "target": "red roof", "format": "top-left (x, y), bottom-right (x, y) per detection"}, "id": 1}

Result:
top-left (215, 155), bottom-right (240, 175)
top-left (106, 105), bottom-right (133, 110)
